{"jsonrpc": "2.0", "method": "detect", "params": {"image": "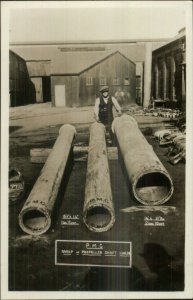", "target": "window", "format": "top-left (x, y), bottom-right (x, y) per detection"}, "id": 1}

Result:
top-left (100, 77), bottom-right (107, 85)
top-left (113, 77), bottom-right (120, 85)
top-left (124, 77), bottom-right (130, 85)
top-left (86, 77), bottom-right (93, 86)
